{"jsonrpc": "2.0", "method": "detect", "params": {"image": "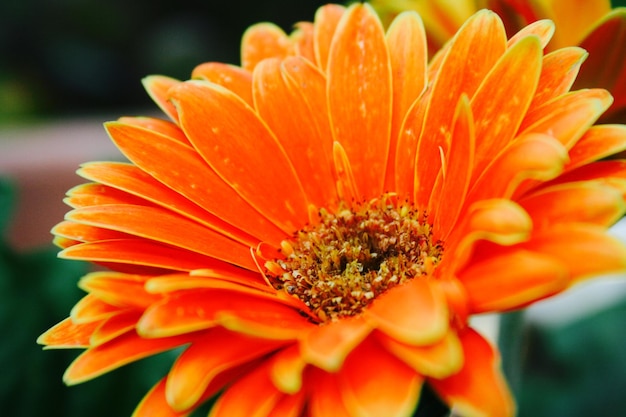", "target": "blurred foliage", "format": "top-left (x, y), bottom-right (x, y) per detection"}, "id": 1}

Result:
top-left (517, 299), bottom-right (626, 417)
top-left (0, 0), bottom-right (327, 124)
